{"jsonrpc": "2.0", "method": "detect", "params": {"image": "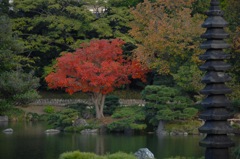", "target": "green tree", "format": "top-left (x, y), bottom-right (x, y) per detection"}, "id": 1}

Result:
top-left (142, 85), bottom-right (198, 127)
top-left (11, 0), bottom-right (95, 82)
top-left (0, 15), bottom-right (25, 72)
top-left (0, 14), bottom-right (40, 114)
